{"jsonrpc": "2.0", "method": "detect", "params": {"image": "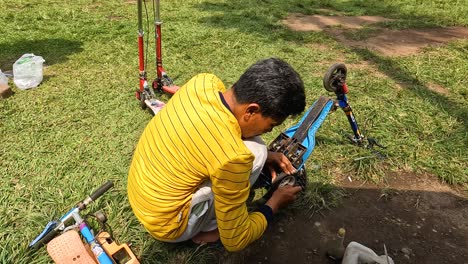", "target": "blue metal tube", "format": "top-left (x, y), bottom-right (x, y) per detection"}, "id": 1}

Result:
top-left (79, 223), bottom-right (114, 264)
